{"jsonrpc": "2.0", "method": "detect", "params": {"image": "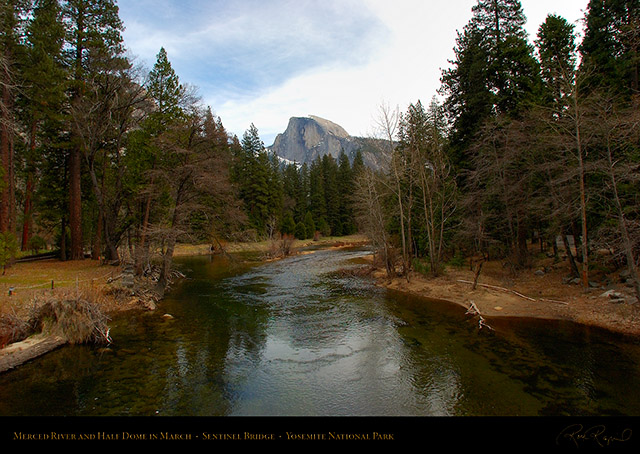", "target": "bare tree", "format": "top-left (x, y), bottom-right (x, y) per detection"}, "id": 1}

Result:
top-left (148, 103), bottom-right (243, 291)
top-left (403, 99), bottom-right (458, 275)
top-left (591, 92), bottom-right (640, 302)
top-left (353, 167), bottom-right (395, 277)
top-left (372, 102), bottom-right (411, 278)
top-left (70, 61), bottom-right (150, 263)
